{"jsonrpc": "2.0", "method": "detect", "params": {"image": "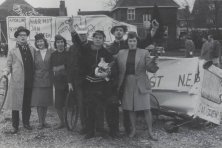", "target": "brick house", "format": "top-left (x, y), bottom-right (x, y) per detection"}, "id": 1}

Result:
top-left (78, 0), bottom-right (179, 50)
top-left (111, 0), bottom-right (179, 49)
top-left (192, 0), bottom-right (222, 29)
top-left (0, 0), bottom-right (67, 42)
